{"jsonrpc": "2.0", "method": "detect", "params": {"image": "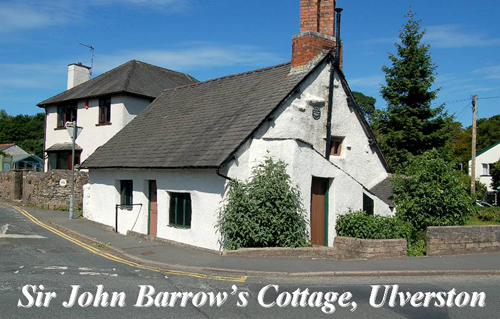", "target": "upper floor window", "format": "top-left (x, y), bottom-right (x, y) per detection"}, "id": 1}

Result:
top-left (482, 163), bottom-right (491, 176)
top-left (330, 137), bottom-right (344, 156)
top-left (57, 105), bottom-right (77, 128)
top-left (99, 97), bottom-right (111, 124)
top-left (363, 193), bottom-right (374, 215)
